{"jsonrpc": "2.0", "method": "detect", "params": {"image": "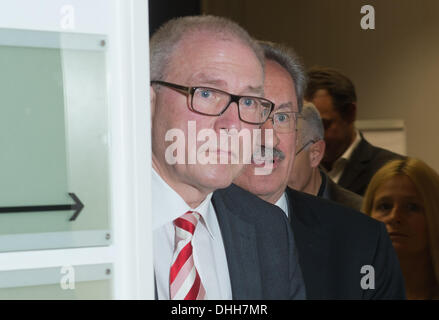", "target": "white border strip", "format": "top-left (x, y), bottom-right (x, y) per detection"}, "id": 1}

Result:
top-left (0, 263), bottom-right (112, 288)
top-left (107, 0), bottom-right (153, 299)
top-left (0, 230), bottom-right (111, 252)
top-left (0, 28), bottom-right (107, 50)
top-left (0, 246), bottom-right (114, 272)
